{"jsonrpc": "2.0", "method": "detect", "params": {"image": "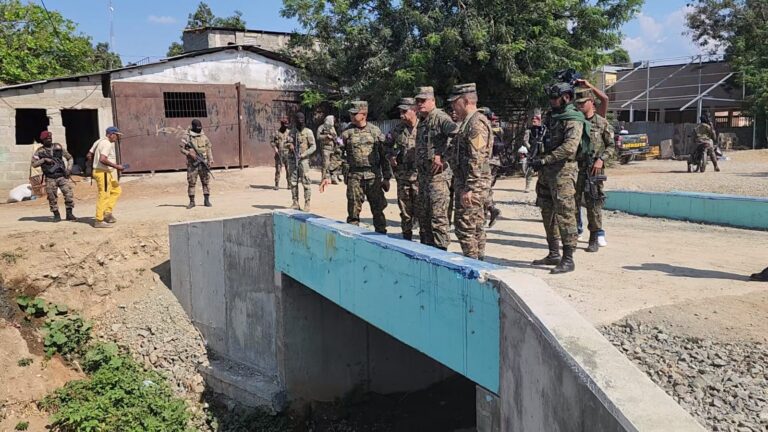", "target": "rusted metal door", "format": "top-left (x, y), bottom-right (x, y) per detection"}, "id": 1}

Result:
top-left (112, 82), bottom-right (240, 172)
top-left (241, 89), bottom-right (302, 166)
